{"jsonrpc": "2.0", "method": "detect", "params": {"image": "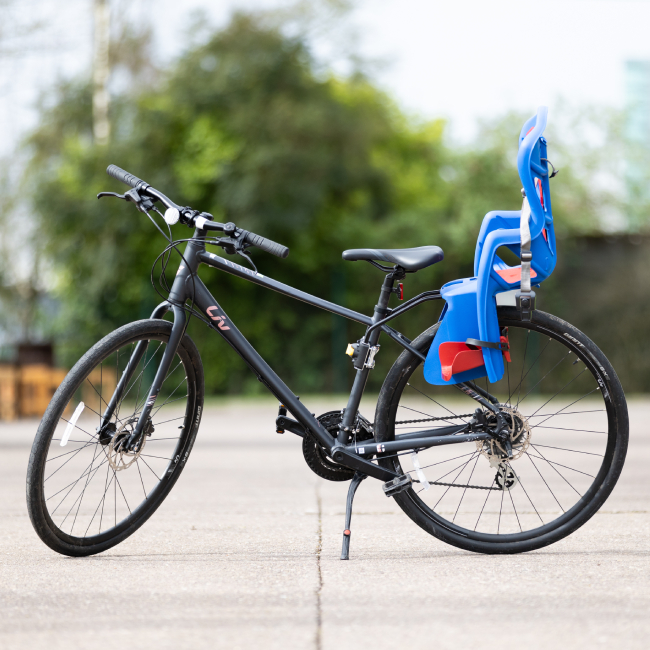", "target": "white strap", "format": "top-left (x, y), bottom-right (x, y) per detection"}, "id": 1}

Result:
top-left (520, 197), bottom-right (532, 293)
top-left (61, 402), bottom-right (85, 447)
top-left (410, 452), bottom-right (430, 490)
